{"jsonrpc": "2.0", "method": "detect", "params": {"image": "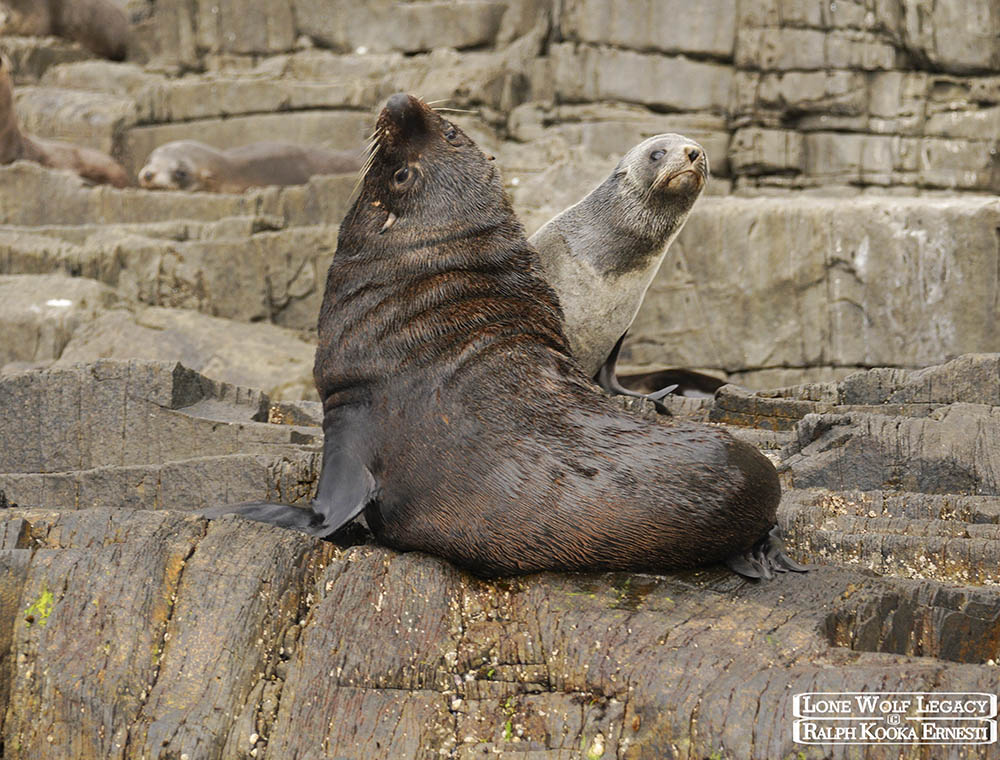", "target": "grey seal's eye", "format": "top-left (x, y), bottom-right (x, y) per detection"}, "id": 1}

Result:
top-left (172, 167), bottom-right (189, 184)
top-left (393, 166), bottom-right (410, 184)
top-left (650, 150), bottom-right (665, 161)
